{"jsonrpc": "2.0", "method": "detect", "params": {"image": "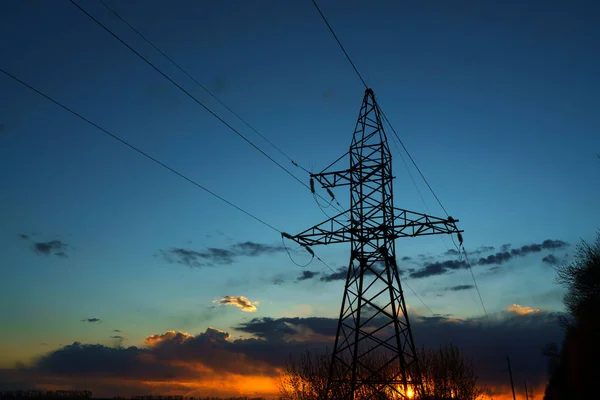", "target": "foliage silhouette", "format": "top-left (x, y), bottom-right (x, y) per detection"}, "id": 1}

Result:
top-left (277, 344), bottom-right (485, 399)
top-left (544, 231), bottom-right (600, 400)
